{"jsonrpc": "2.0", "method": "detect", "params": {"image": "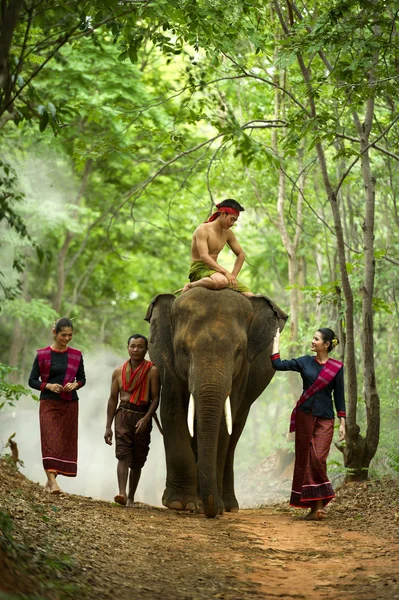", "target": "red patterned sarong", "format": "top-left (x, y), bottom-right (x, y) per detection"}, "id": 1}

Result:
top-left (122, 359), bottom-right (153, 405)
top-left (290, 410), bottom-right (335, 508)
top-left (39, 399), bottom-right (78, 476)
